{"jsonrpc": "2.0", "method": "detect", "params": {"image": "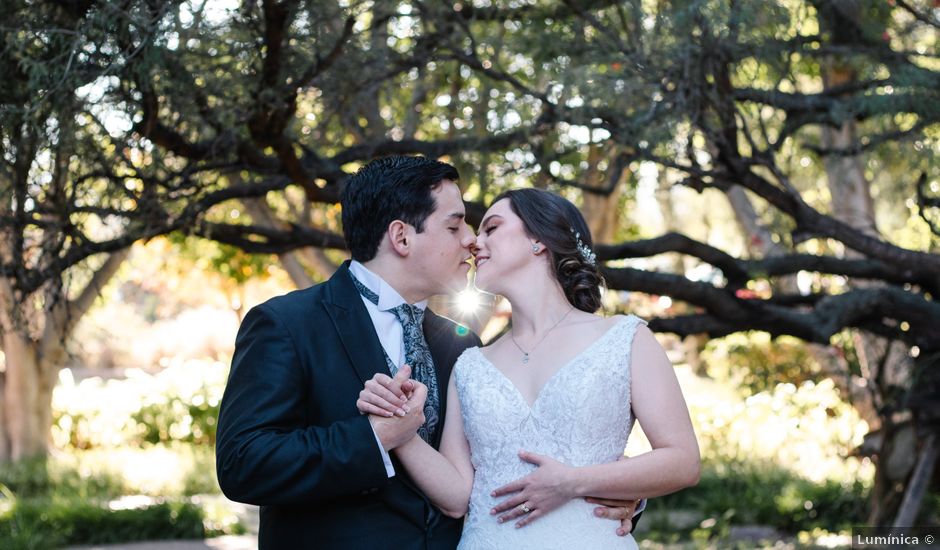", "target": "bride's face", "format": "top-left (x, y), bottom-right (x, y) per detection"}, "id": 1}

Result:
top-left (473, 199), bottom-right (537, 293)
